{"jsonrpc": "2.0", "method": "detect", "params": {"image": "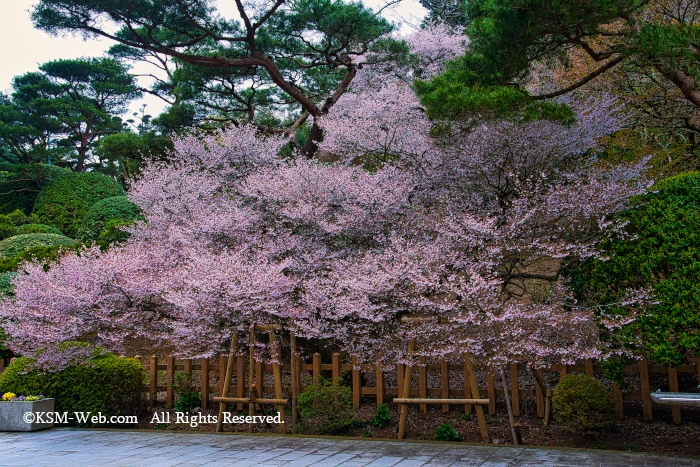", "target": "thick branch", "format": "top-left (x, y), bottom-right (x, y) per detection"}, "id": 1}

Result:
top-left (534, 55), bottom-right (625, 100)
top-left (653, 63), bottom-right (700, 108)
